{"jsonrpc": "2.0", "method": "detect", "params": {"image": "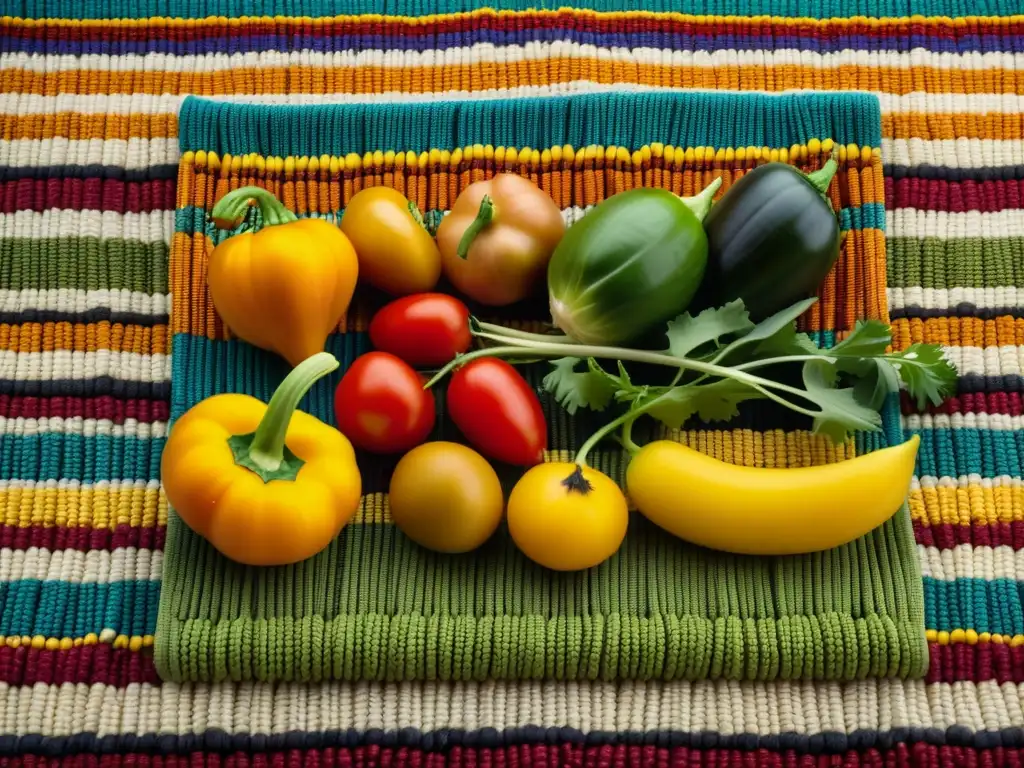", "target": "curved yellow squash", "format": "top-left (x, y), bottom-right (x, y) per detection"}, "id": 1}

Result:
top-left (625, 435), bottom-right (920, 555)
